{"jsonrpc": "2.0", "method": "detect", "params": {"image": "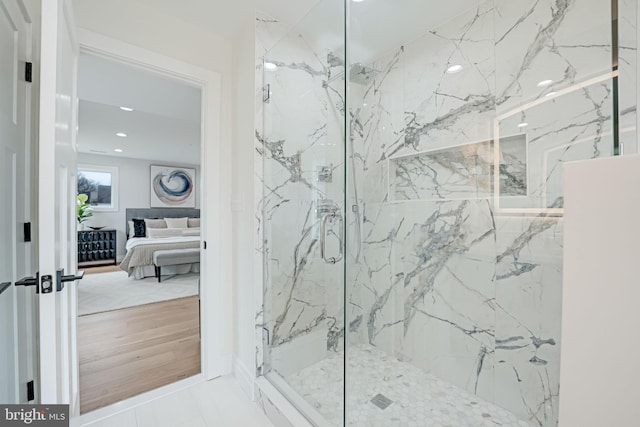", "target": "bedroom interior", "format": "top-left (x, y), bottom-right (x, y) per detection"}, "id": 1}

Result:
top-left (75, 52), bottom-right (204, 412)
